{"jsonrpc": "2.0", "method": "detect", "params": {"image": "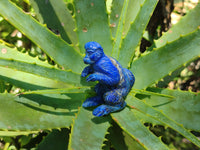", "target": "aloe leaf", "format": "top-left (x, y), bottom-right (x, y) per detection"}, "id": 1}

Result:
top-left (36, 128), bottom-right (69, 150)
top-left (0, 0), bottom-right (83, 73)
top-left (119, 0), bottom-right (158, 67)
top-left (0, 80), bottom-right (5, 93)
top-left (131, 88), bottom-right (174, 99)
top-left (111, 0), bottom-right (129, 59)
top-left (0, 58), bottom-right (89, 87)
top-left (123, 0), bottom-right (146, 36)
top-left (30, 0), bottom-right (79, 50)
top-left (22, 87), bottom-right (92, 95)
top-left (151, 3), bottom-right (200, 49)
top-left (110, 0), bottom-right (146, 38)
top-left (157, 66), bottom-right (184, 88)
top-left (109, 0), bottom-right (124, 38)
top-left (0, 93), bottom-right (85, 130)
top-left (141, 88), bottom-right (200, 131)
top-left (107, 124), bottom-right (128, 150)
top-left (0, 44), bottom-right (81, 89)
top-left (131, 29), bottom-right (200, 89)
top-left (122, 132), bottom-right (146, 150)
top-left (133, 109), bottom-right (163, 126)
top-left (0, 130), bottom-right (38, 137)
top-left (74, 0), bottom-right (113, 55)
top-left (111, 108), bottom-right (169, 150)
top-left (102, 143), bottom-right (110, 150)
top-left (108, 123), bottom-right (145, 150)
top-left (0, 67), bottom-right (72, 90)
top-left (68, 108), bottom-right (111, 150)
top-left (126, 95), bottom-right (200, 147)
top-left (0, 43), bottom-right (52, 67)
